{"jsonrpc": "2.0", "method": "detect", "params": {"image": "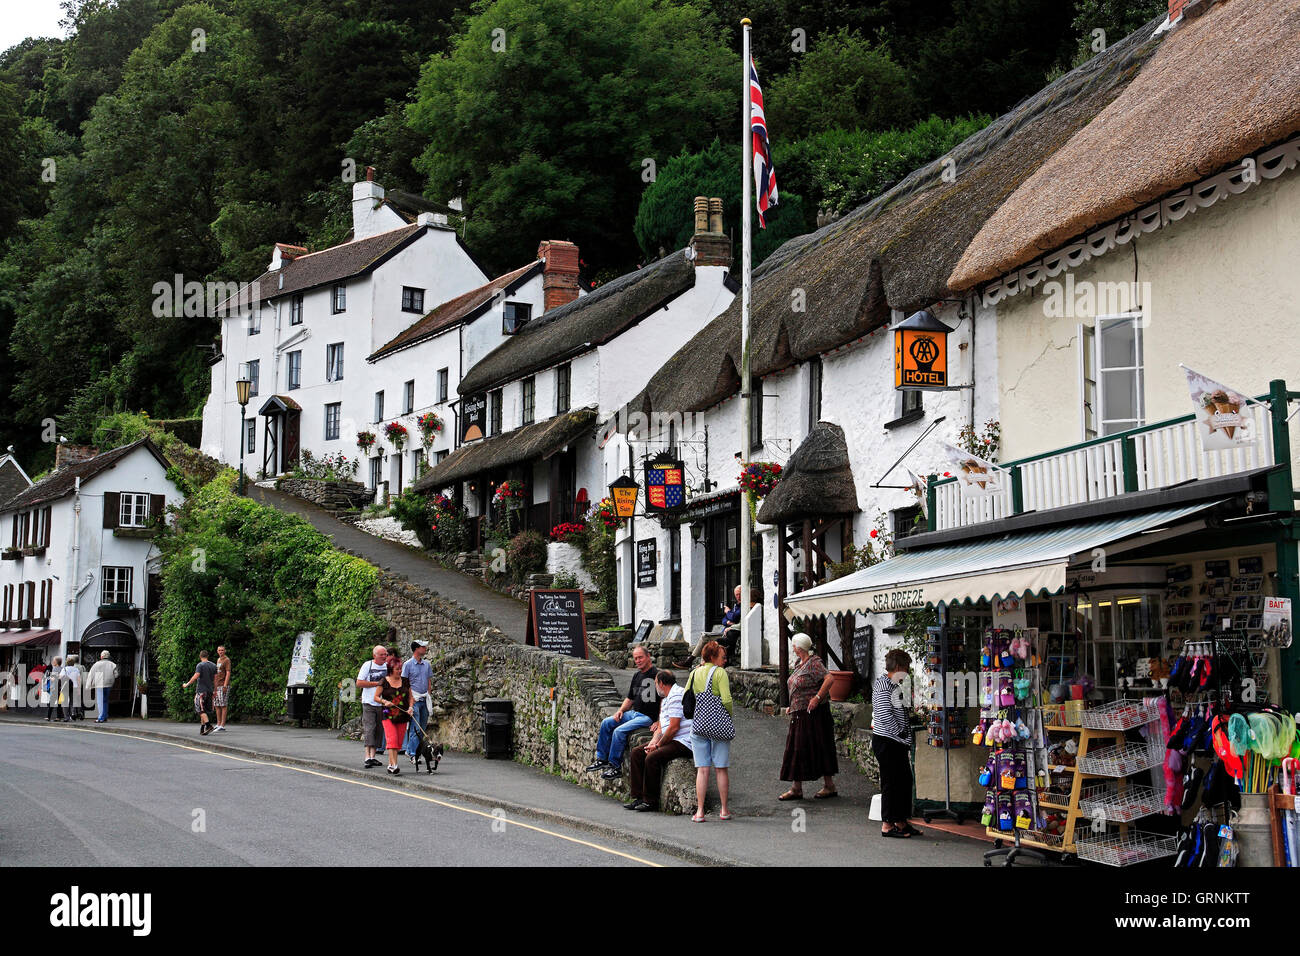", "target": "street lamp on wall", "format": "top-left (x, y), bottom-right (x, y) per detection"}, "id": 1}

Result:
top-left (235, 373), bottom-right (252, 496)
